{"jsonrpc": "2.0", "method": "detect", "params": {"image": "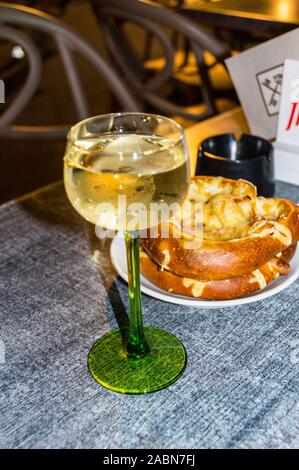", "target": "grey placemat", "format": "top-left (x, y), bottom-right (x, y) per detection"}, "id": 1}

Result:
top-left (0, 181), bottom-right (299, 449)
